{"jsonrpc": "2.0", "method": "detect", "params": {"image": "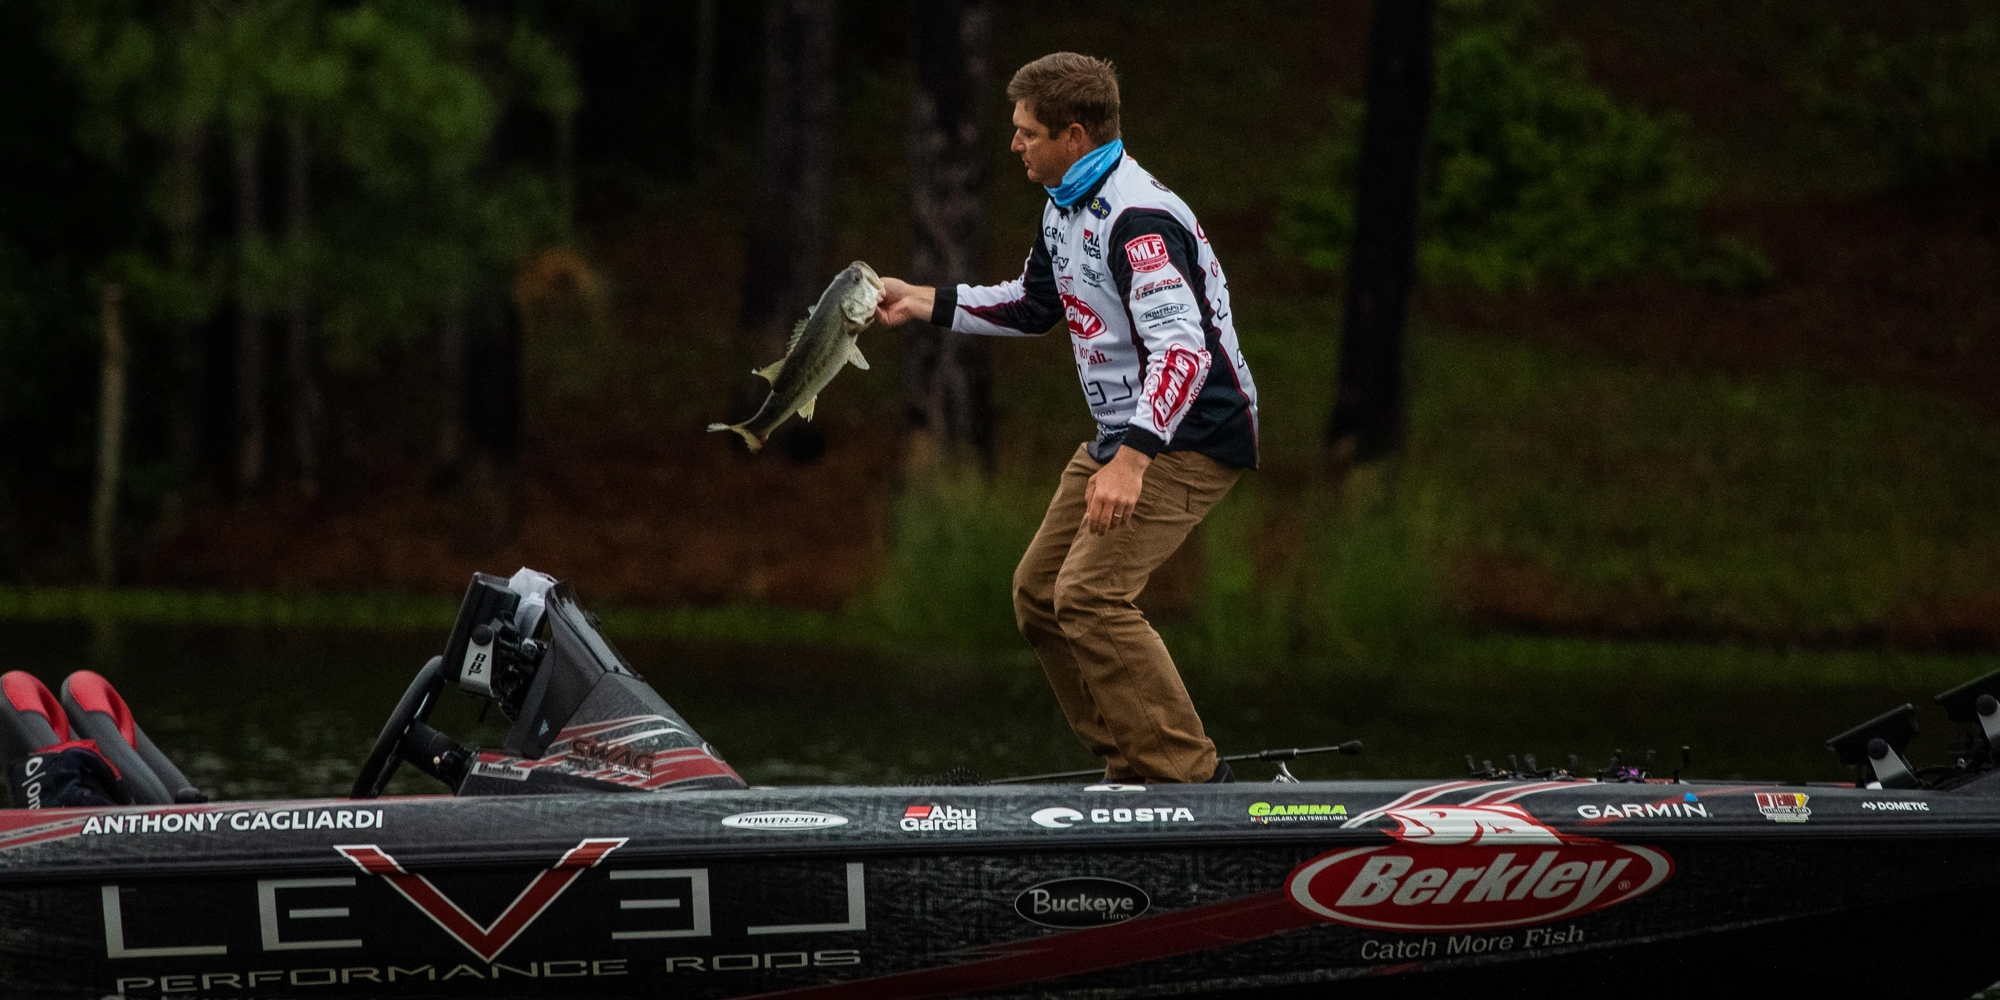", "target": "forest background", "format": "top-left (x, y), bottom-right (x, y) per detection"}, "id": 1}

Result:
top-left (2, 0), bottom-right (1998, 673)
